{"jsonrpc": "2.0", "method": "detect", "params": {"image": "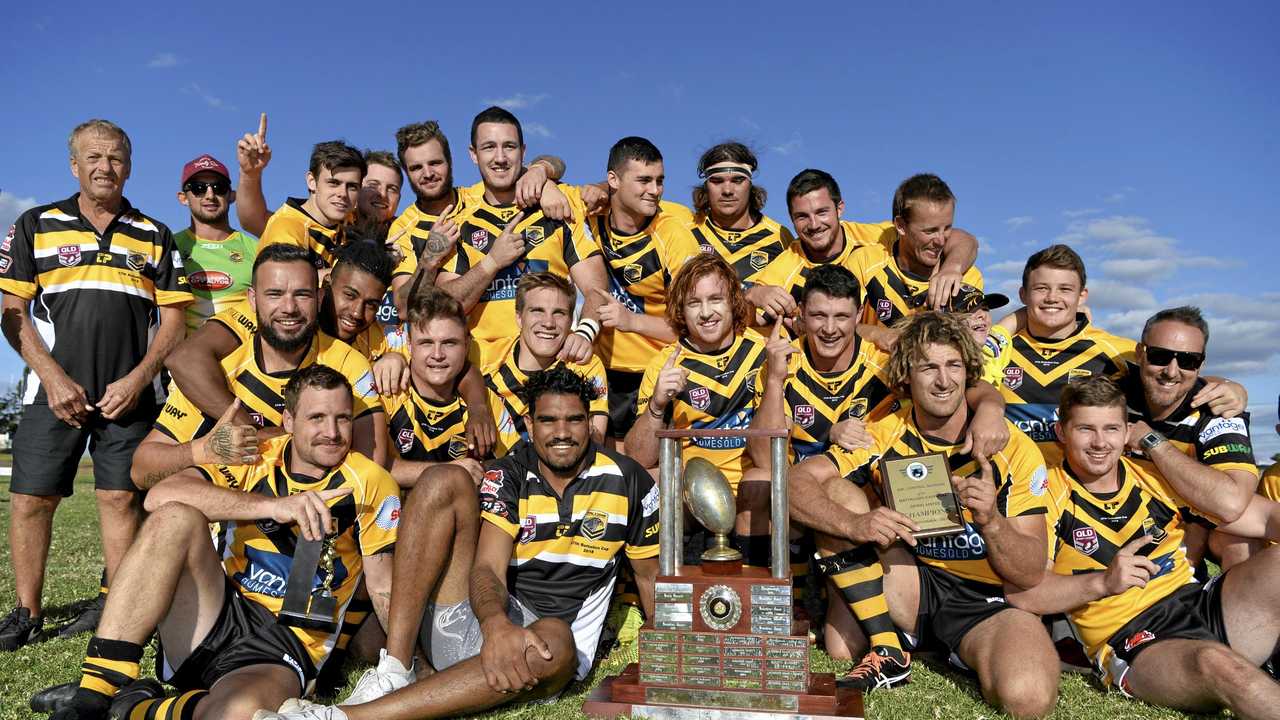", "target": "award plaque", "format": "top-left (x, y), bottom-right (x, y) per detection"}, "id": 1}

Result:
top-left (278, 534), bottom-right (339, 632)
top-left (583, 429), bottom-right (864, 720)
top-left (879, 452), bottom-right (963, 539)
